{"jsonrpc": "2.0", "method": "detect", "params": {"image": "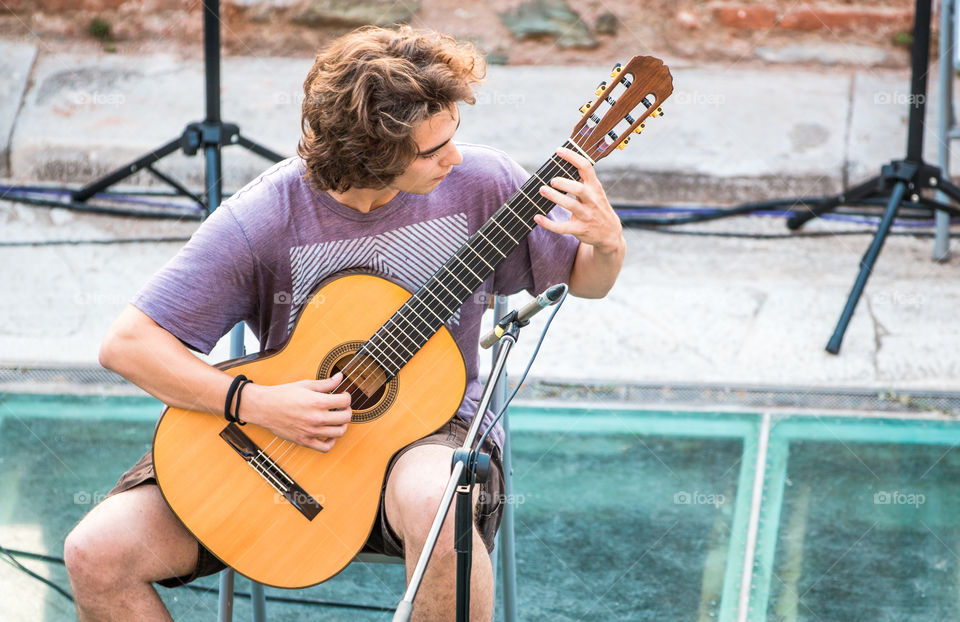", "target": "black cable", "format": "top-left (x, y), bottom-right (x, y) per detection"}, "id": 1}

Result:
top-left (0, 192), bottom-right (203, 220)
top-left (612, 198), bottom-right (955, 227)
top-left (632, 227), bottom-right (939, 240)
top-left (0, 544), bottom-right (74, 602)
top-left (180, 583), bottom-right (395, 612)
top-left (476, 288), bottom-right (568, 453)
top-left (0, 544), bottom-right (395, 612)
top-left (0, 236), bottom-right (192, 248)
